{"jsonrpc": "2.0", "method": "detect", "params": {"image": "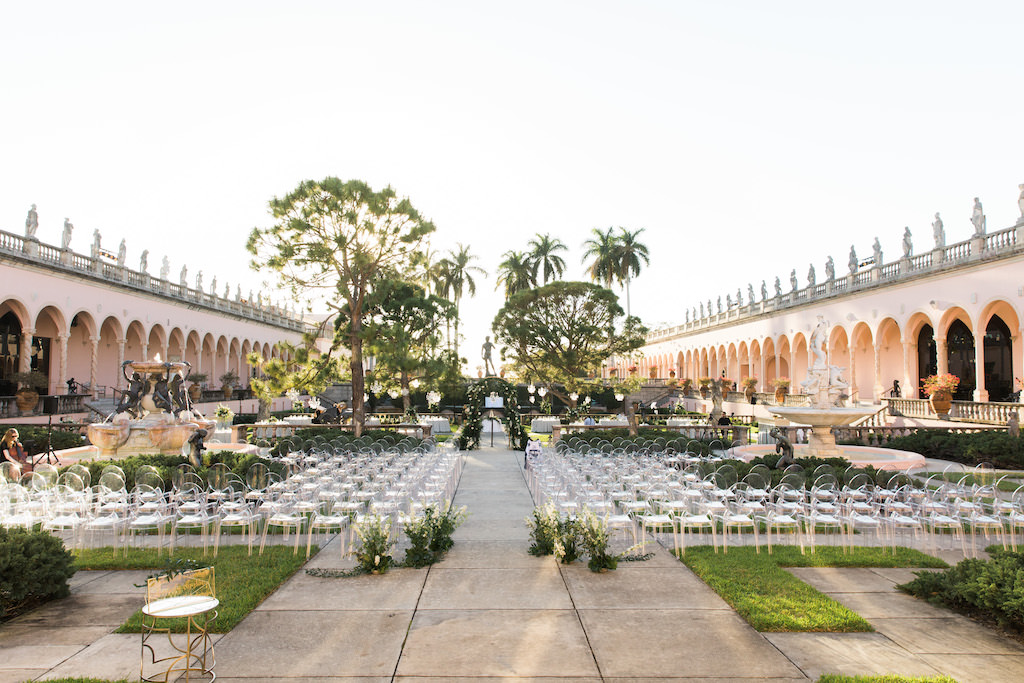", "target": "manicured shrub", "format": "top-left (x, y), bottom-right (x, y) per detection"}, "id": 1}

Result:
top-left (881, 430), bottom-right (1024, 469)
top-left (0, 527), bottom-right (76, 619)
top-left (10, 425), bottom-right (85, 455)
top-left (898, 547), bottom-right (1024, 631)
